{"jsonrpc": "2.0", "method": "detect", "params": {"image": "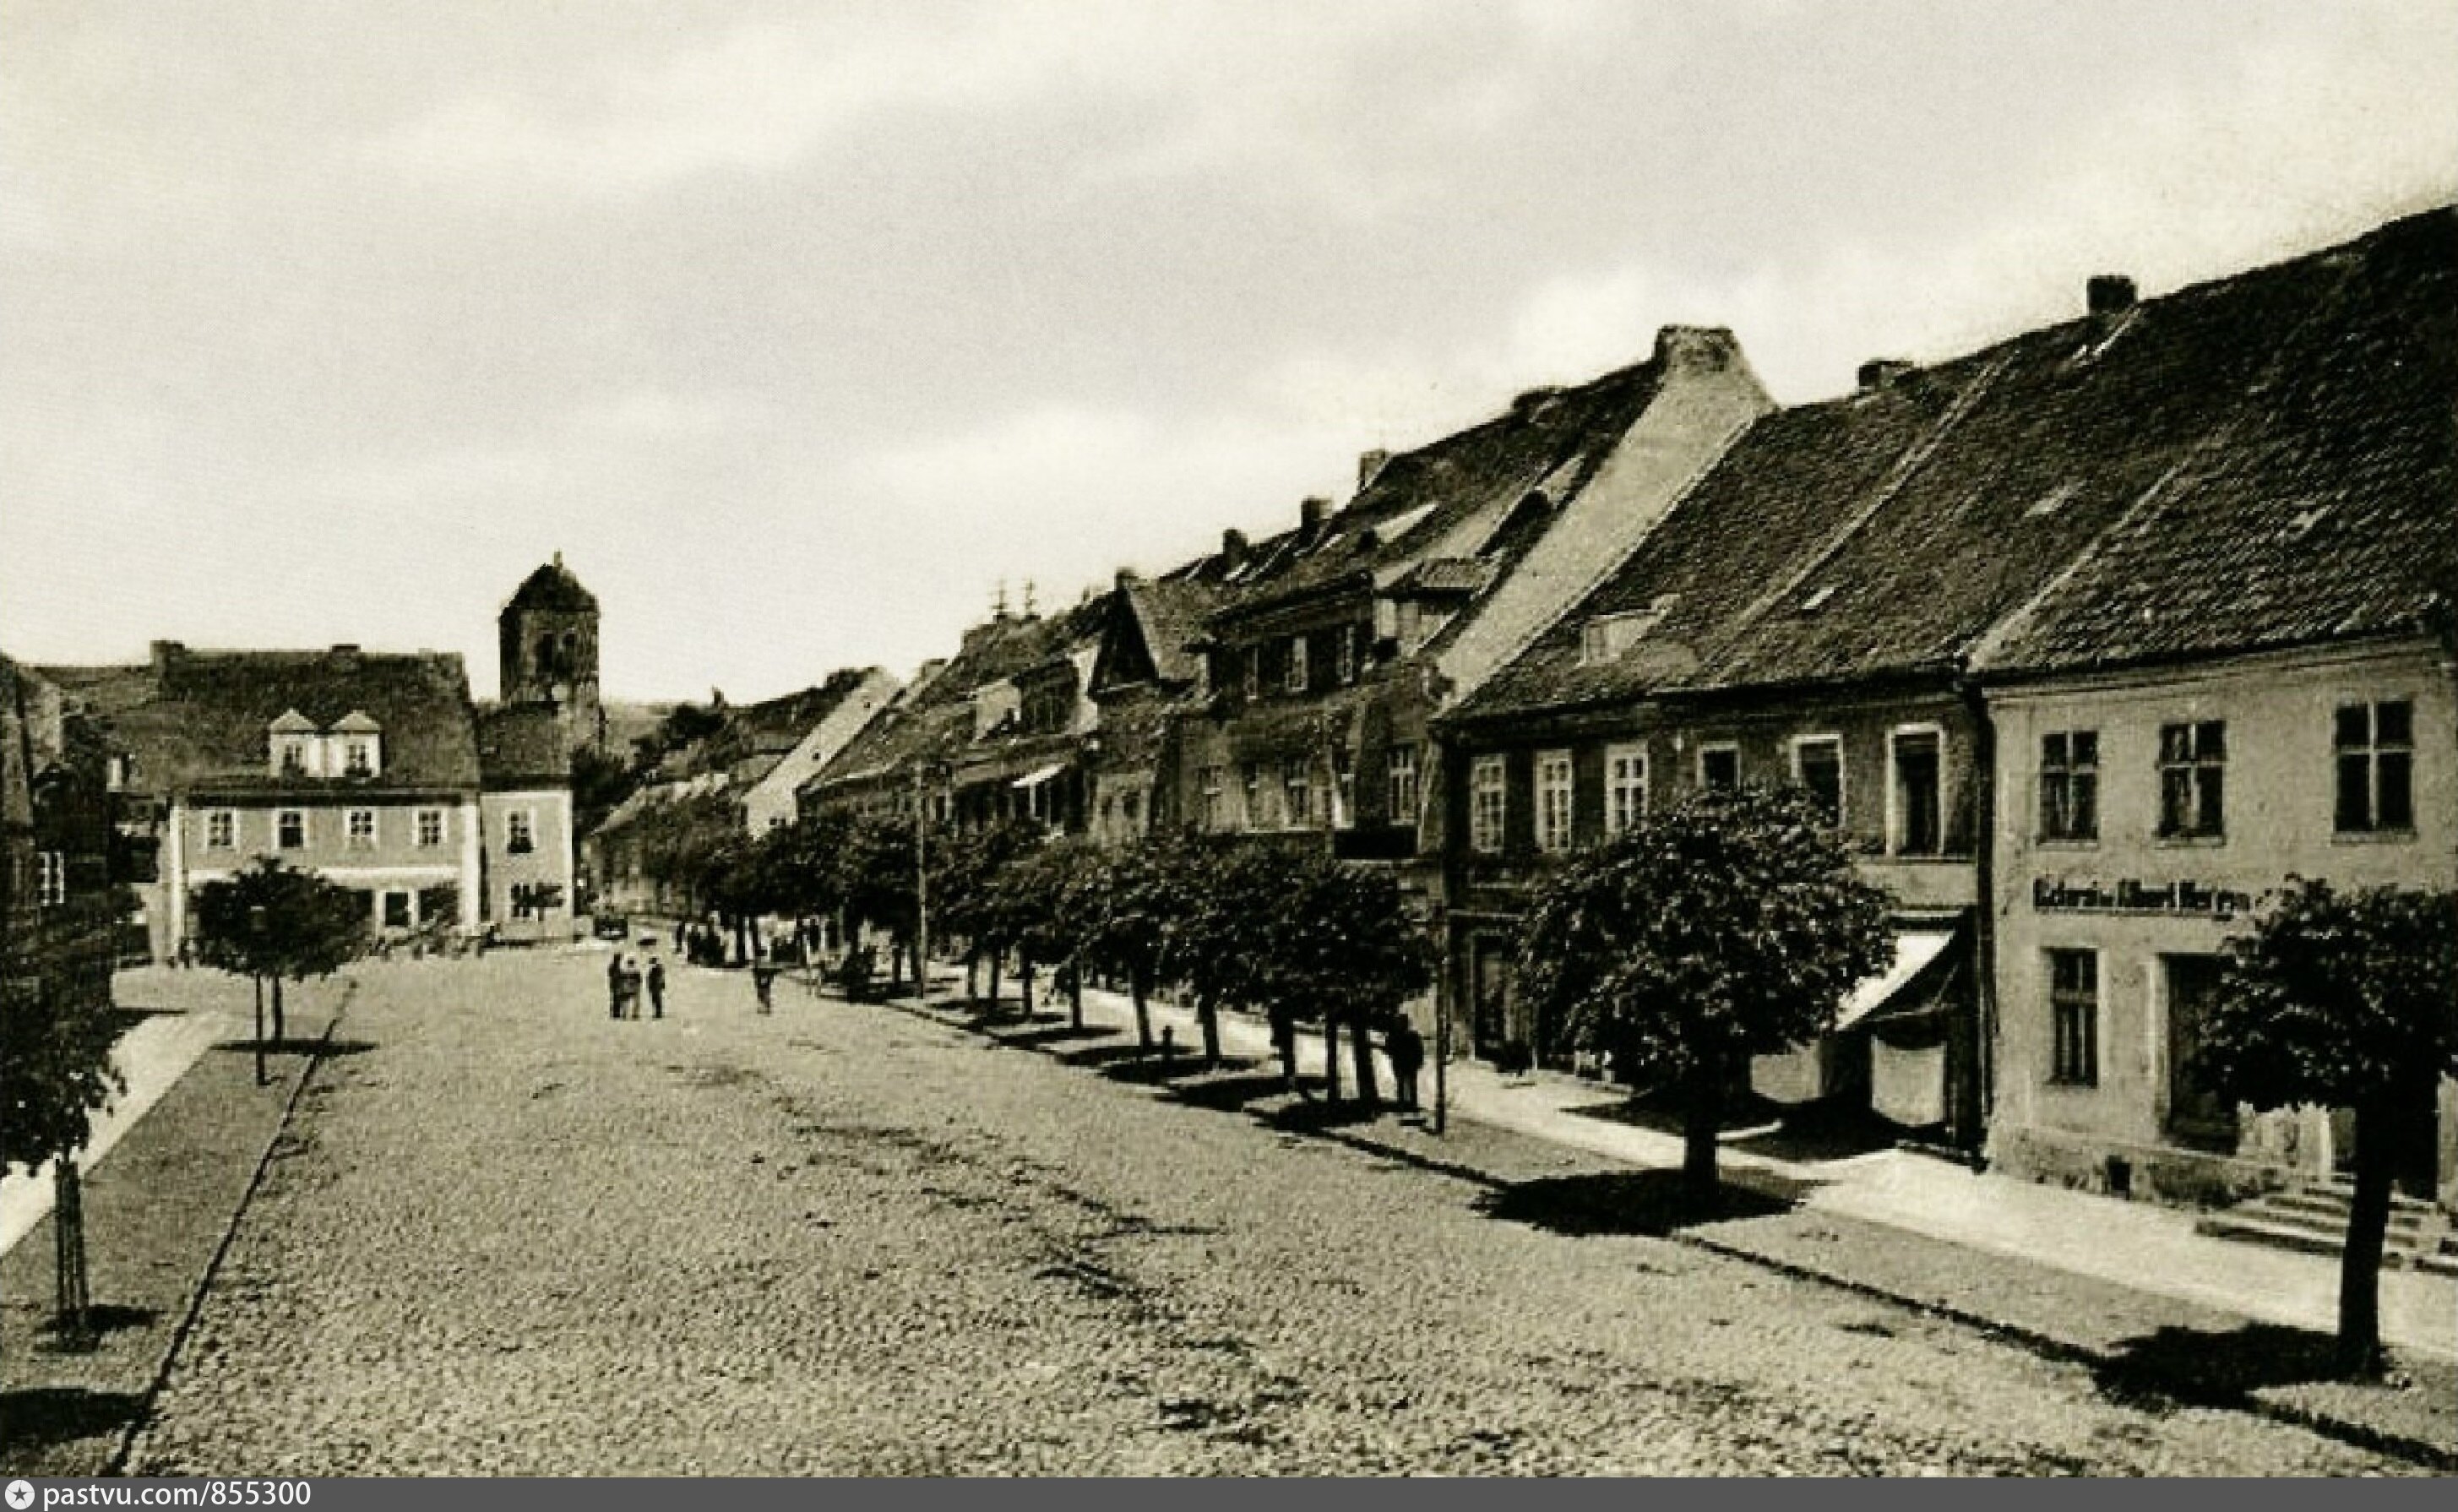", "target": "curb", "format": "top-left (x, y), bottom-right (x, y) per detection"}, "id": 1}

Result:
top-left (106, 978), bottom-right (357, 1477)
top-left (861, 983), bottom-right (2455, 1471)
